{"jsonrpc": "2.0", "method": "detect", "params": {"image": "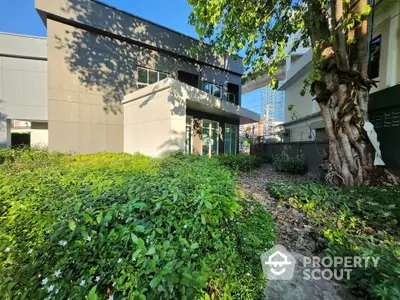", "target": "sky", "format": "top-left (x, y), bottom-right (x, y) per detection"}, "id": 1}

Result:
top-left (0, 0), bottom-right (261, 113)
